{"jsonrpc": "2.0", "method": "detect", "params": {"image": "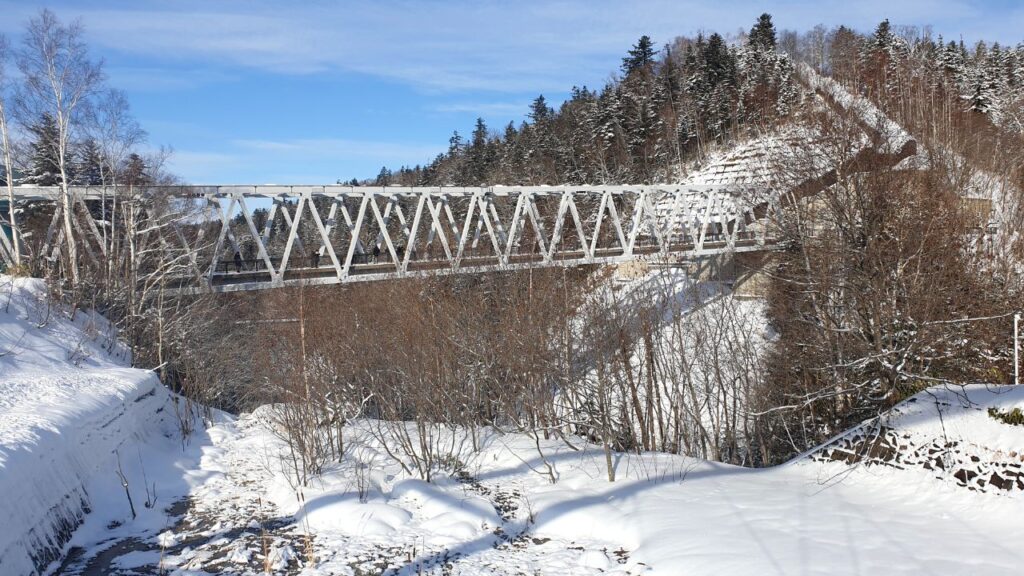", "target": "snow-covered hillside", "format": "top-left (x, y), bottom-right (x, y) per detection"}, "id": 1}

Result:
top-left (167, 386), bottom-right (1024, 576)
top-left (811, 384), bottom-right (1024, 494)
top-left (3, 275), bottom-right (1024, 575)
top-left (0, 276), bottom-right (208, 575)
